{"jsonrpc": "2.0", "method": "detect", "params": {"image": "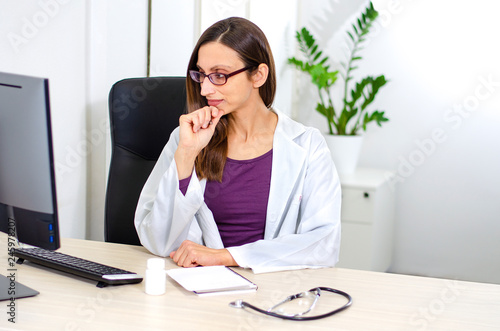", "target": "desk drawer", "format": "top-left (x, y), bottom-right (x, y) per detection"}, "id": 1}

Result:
top-left (341, 187), bottom-right (375, 224)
